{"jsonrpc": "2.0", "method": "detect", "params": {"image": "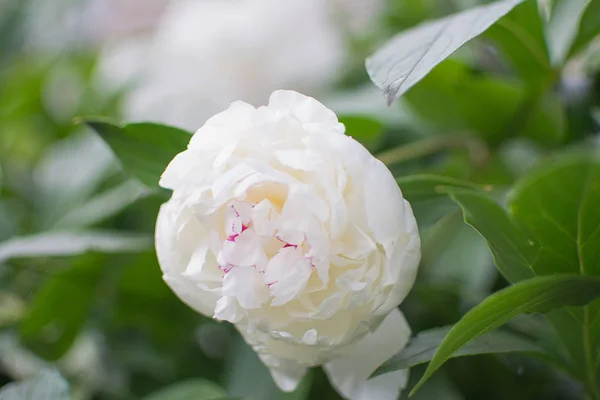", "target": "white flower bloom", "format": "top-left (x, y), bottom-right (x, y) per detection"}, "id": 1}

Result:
top-left (96, 0), bottom-right (382, 132)
top-left (155, 90), bottom-right (420, 400)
